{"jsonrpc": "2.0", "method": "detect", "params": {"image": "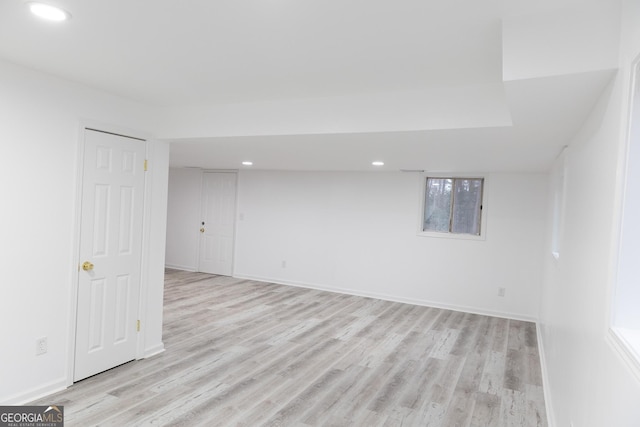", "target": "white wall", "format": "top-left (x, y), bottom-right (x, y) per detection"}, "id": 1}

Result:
top-left (539, 0), bottom-right (640, 425)
top-left (165, 168), bottom-right (202, 270)
top-left (233, 170), bottom-right (547, 320)
top-left (141, 141), bottom-right (170, 357)
top-left (0, 59), bottom-right (168, 404)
